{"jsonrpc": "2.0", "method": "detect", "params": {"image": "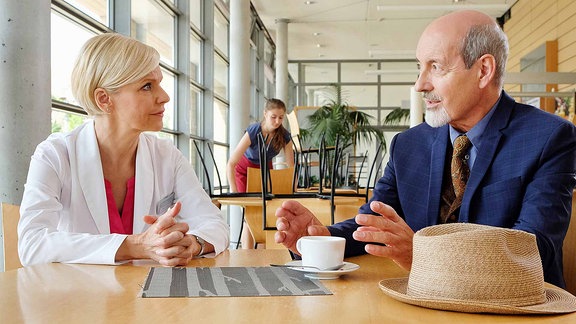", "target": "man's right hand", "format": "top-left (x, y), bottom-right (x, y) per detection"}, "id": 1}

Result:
top-left (274, 200), bottom-right (330, 254)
